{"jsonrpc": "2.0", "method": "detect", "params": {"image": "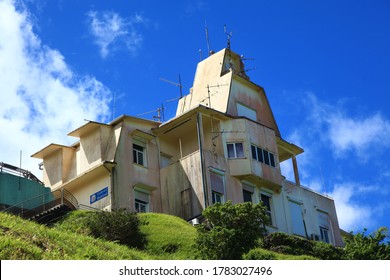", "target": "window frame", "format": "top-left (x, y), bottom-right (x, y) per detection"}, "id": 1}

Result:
top-left (317, 210), bottom-right (332, 244)
top-left (134, 189), bottom-right (150, 213)
top-left (288, 199), bottom-right (306, 237)
top-left (133, 142), bottom-right (147, 167)
top-left (242, 183), bottom-right (255, 203)
top-left (209, 168), bottom-right (226, 205)
top-left (251, 144), bottom-right (276, 168)
top-left (260, 192), bottom-right (274, 226)
top-left (135, 199), bottom-right (149, 213)
top-left (320, 227), bottom-right (330, 243)
top-left (226, 142), bottom-right (245, 159)
top-left (211, 191), bottom-right (224, 204)
top-left (236, 102), bottom-right (257, 121)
